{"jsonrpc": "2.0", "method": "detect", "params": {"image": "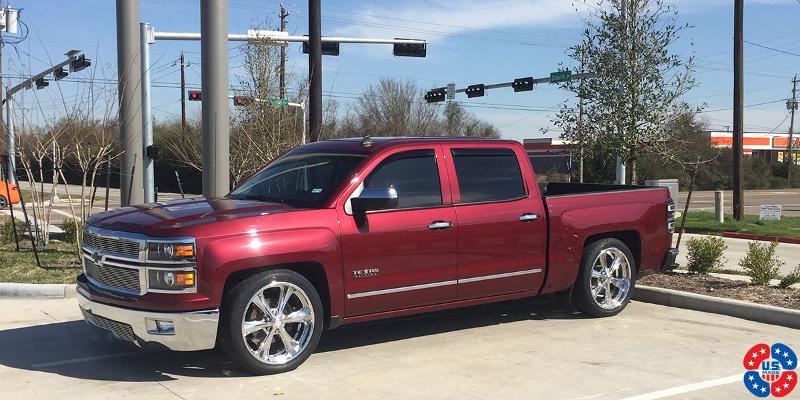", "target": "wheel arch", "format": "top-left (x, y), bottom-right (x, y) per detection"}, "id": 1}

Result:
top-left (583, 230), bottom-right (641, 272)
top-left (222, 262), bottom-right (333, 328)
